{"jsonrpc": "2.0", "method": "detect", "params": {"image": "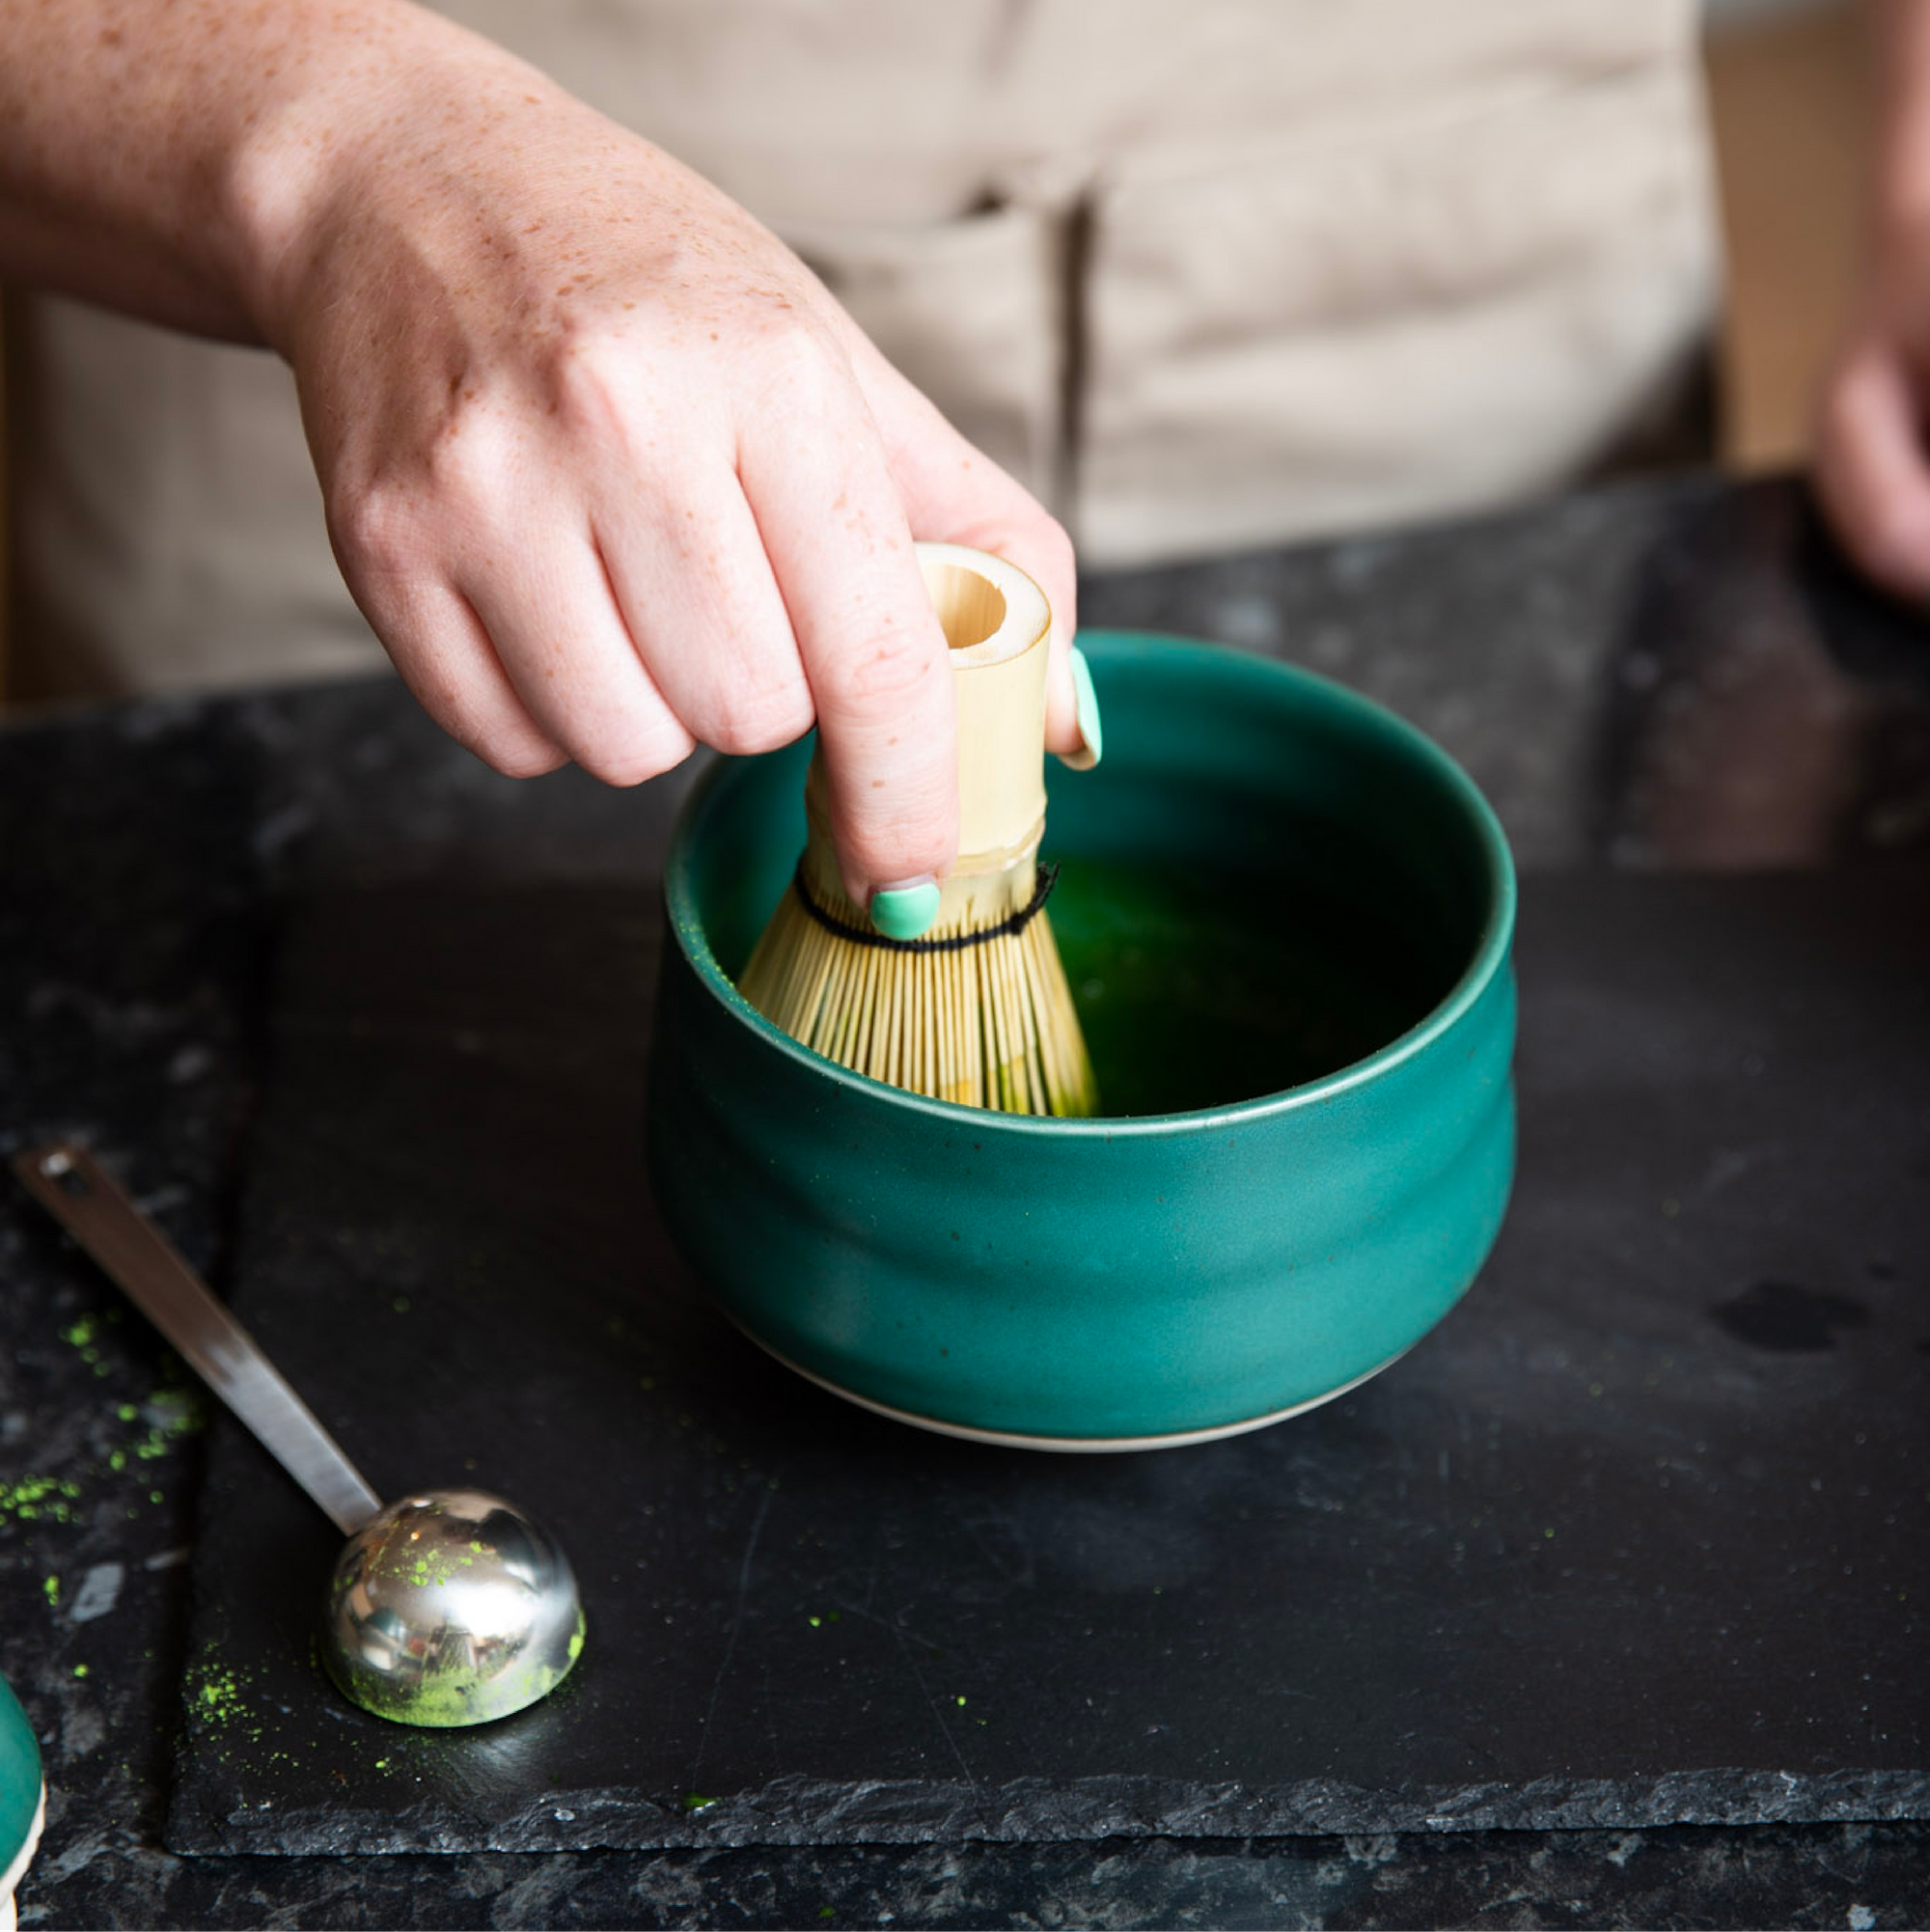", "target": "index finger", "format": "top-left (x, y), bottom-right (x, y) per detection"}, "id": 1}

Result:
top-left (1815, 345), bottom-right (1930, 601)
top-left (737, 376), bottom-right (958, 920)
